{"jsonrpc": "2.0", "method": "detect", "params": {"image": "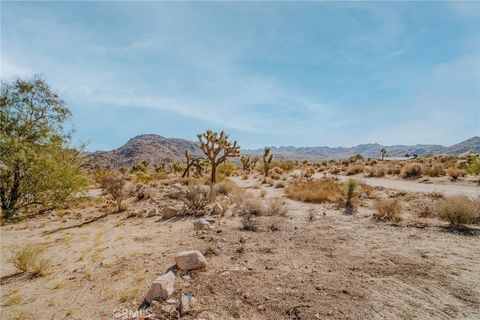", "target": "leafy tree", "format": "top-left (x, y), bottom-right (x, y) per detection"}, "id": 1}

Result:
top-left (0, 75), bottom-right (87, 219)
top-left (197, 130), bottom-right (240, 183)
